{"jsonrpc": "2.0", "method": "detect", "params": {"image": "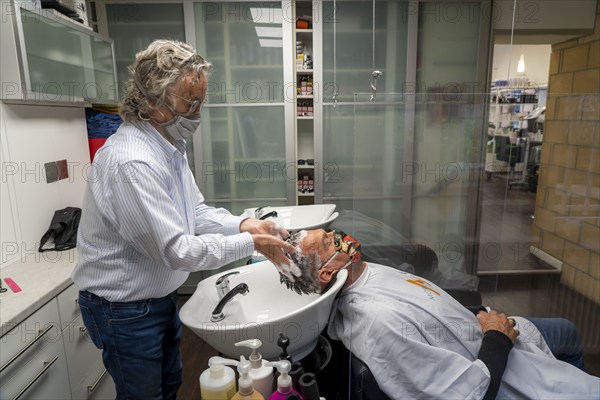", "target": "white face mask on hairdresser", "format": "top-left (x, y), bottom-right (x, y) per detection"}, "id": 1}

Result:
top-left (160, 112), bottom-right (201, 141)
